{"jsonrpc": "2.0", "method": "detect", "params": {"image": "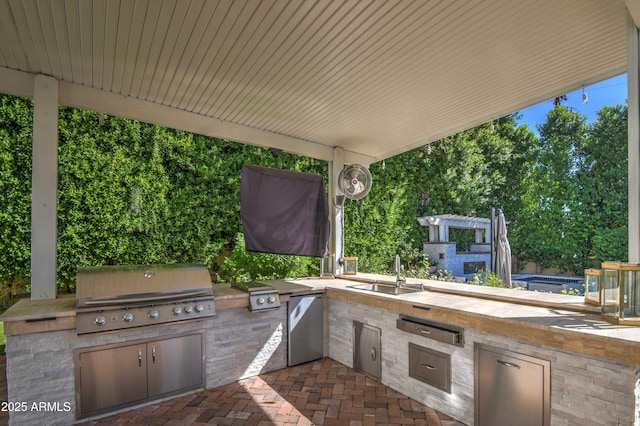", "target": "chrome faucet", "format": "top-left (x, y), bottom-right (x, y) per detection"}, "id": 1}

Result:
top-left (394, 255), bottom-right (406, 288)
